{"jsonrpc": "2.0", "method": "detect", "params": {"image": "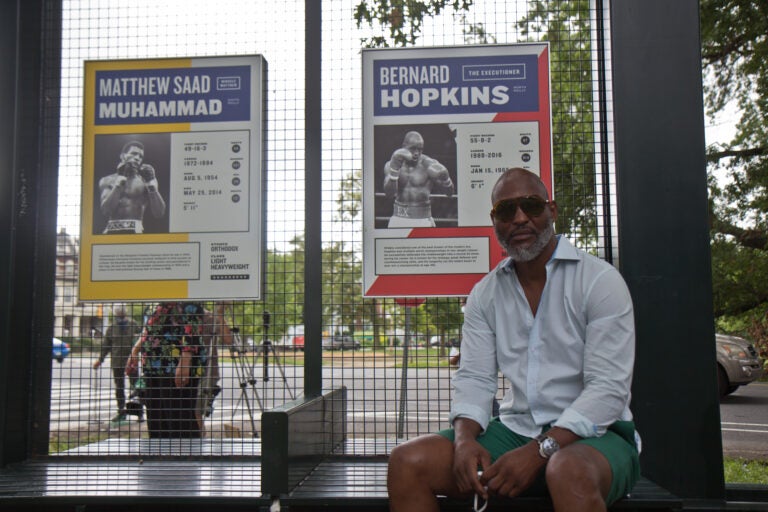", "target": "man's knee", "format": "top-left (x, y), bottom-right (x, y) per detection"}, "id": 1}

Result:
top-left (388, 434), bottom-right (455, 501)
top-left (388, 435), bottom-right (453, 483)
top-left (545, 444), bottom-right (610, 500)
top-left (390, 436), bottom-right (437, 474)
